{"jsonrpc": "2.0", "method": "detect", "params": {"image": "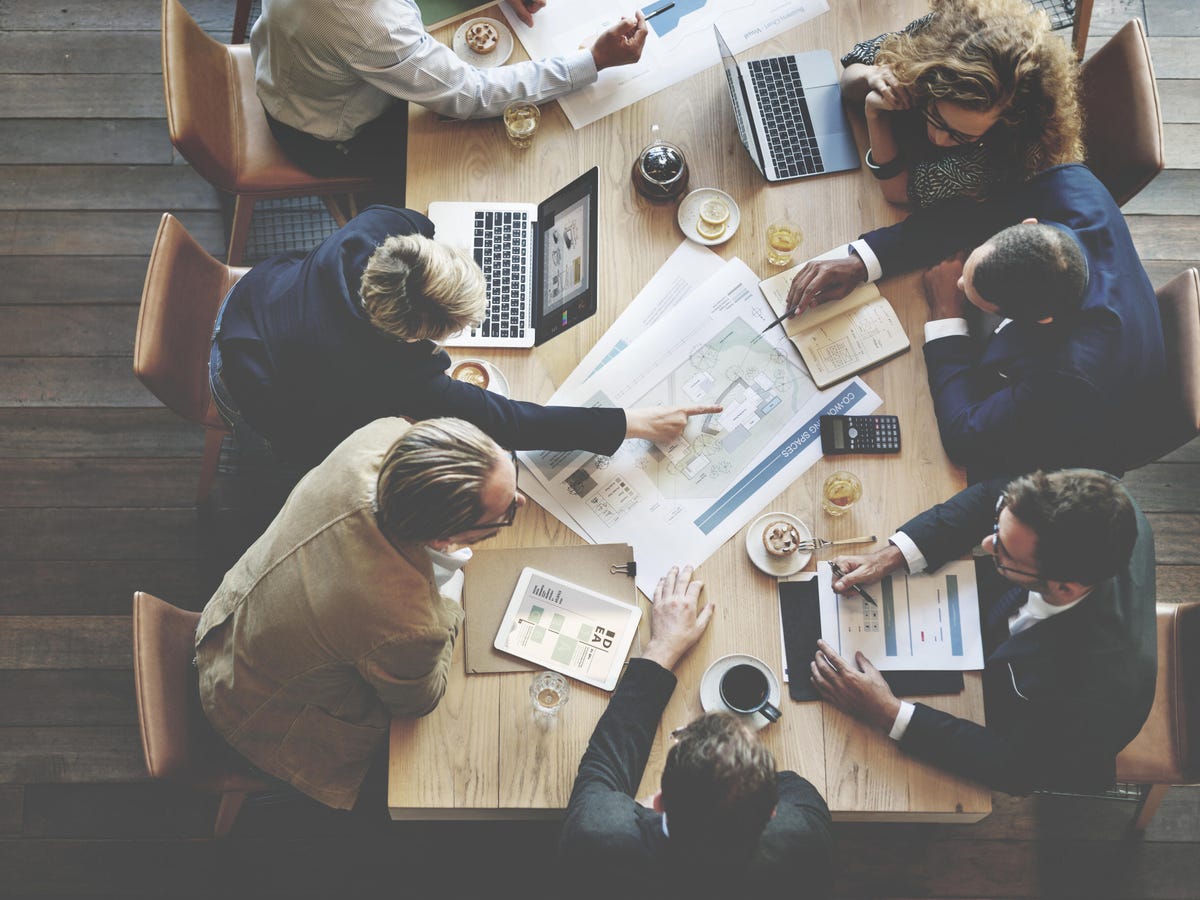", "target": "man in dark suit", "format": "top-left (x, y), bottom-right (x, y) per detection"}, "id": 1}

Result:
top-left (560, 565), bottom-right (833, 898)
top-left (784, 164), bottom-right (1166, 480)
top-left (209, 205), bottom-right (716, 469)
top-left (809, 469), bottom-right (1157, 795)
